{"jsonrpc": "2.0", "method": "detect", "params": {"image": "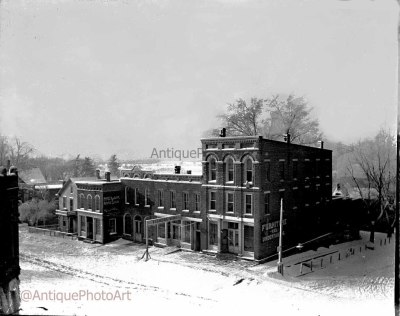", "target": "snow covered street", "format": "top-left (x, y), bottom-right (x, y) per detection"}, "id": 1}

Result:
top-left (18, 226), bottom-right (396, 315)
